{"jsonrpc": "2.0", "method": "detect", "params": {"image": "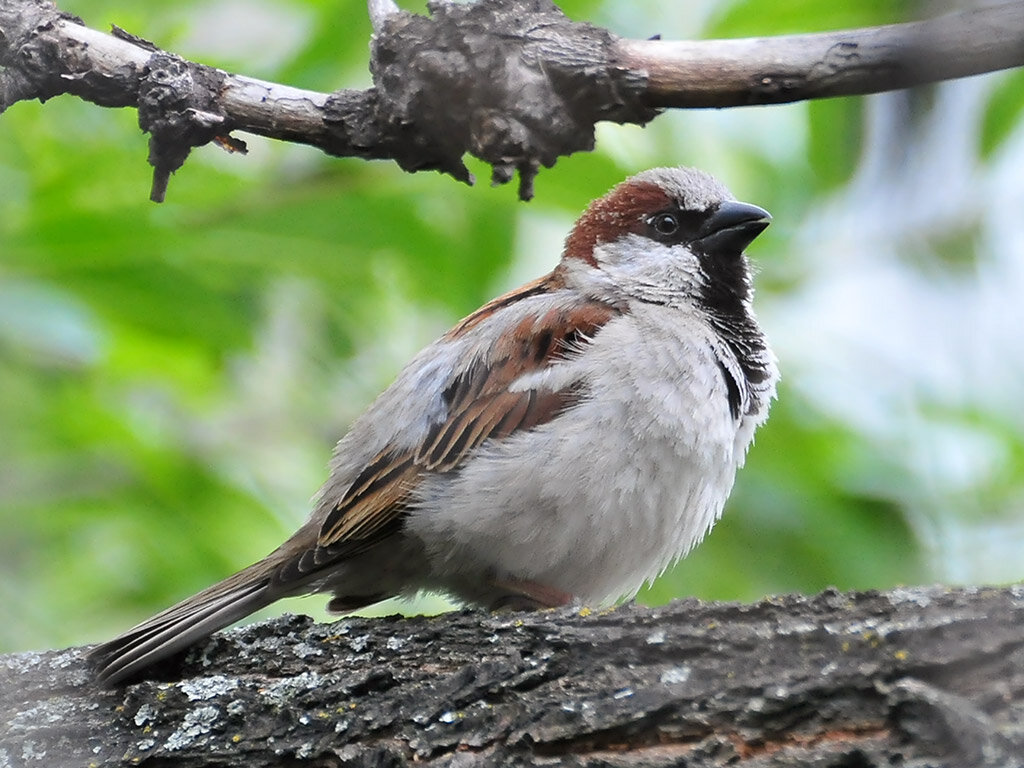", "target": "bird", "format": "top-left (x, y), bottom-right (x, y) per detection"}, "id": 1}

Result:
top-left (89, 166), bottom-right (778, 686)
